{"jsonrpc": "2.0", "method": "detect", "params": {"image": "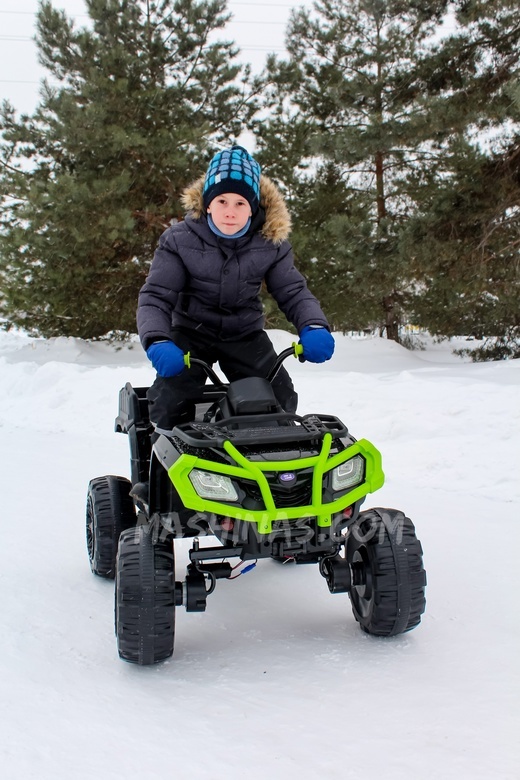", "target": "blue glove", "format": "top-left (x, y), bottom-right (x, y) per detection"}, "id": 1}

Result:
top-left (299, 326), bottom-right (335, 363)
top-left (146, 340), bottom-right (186, 377)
